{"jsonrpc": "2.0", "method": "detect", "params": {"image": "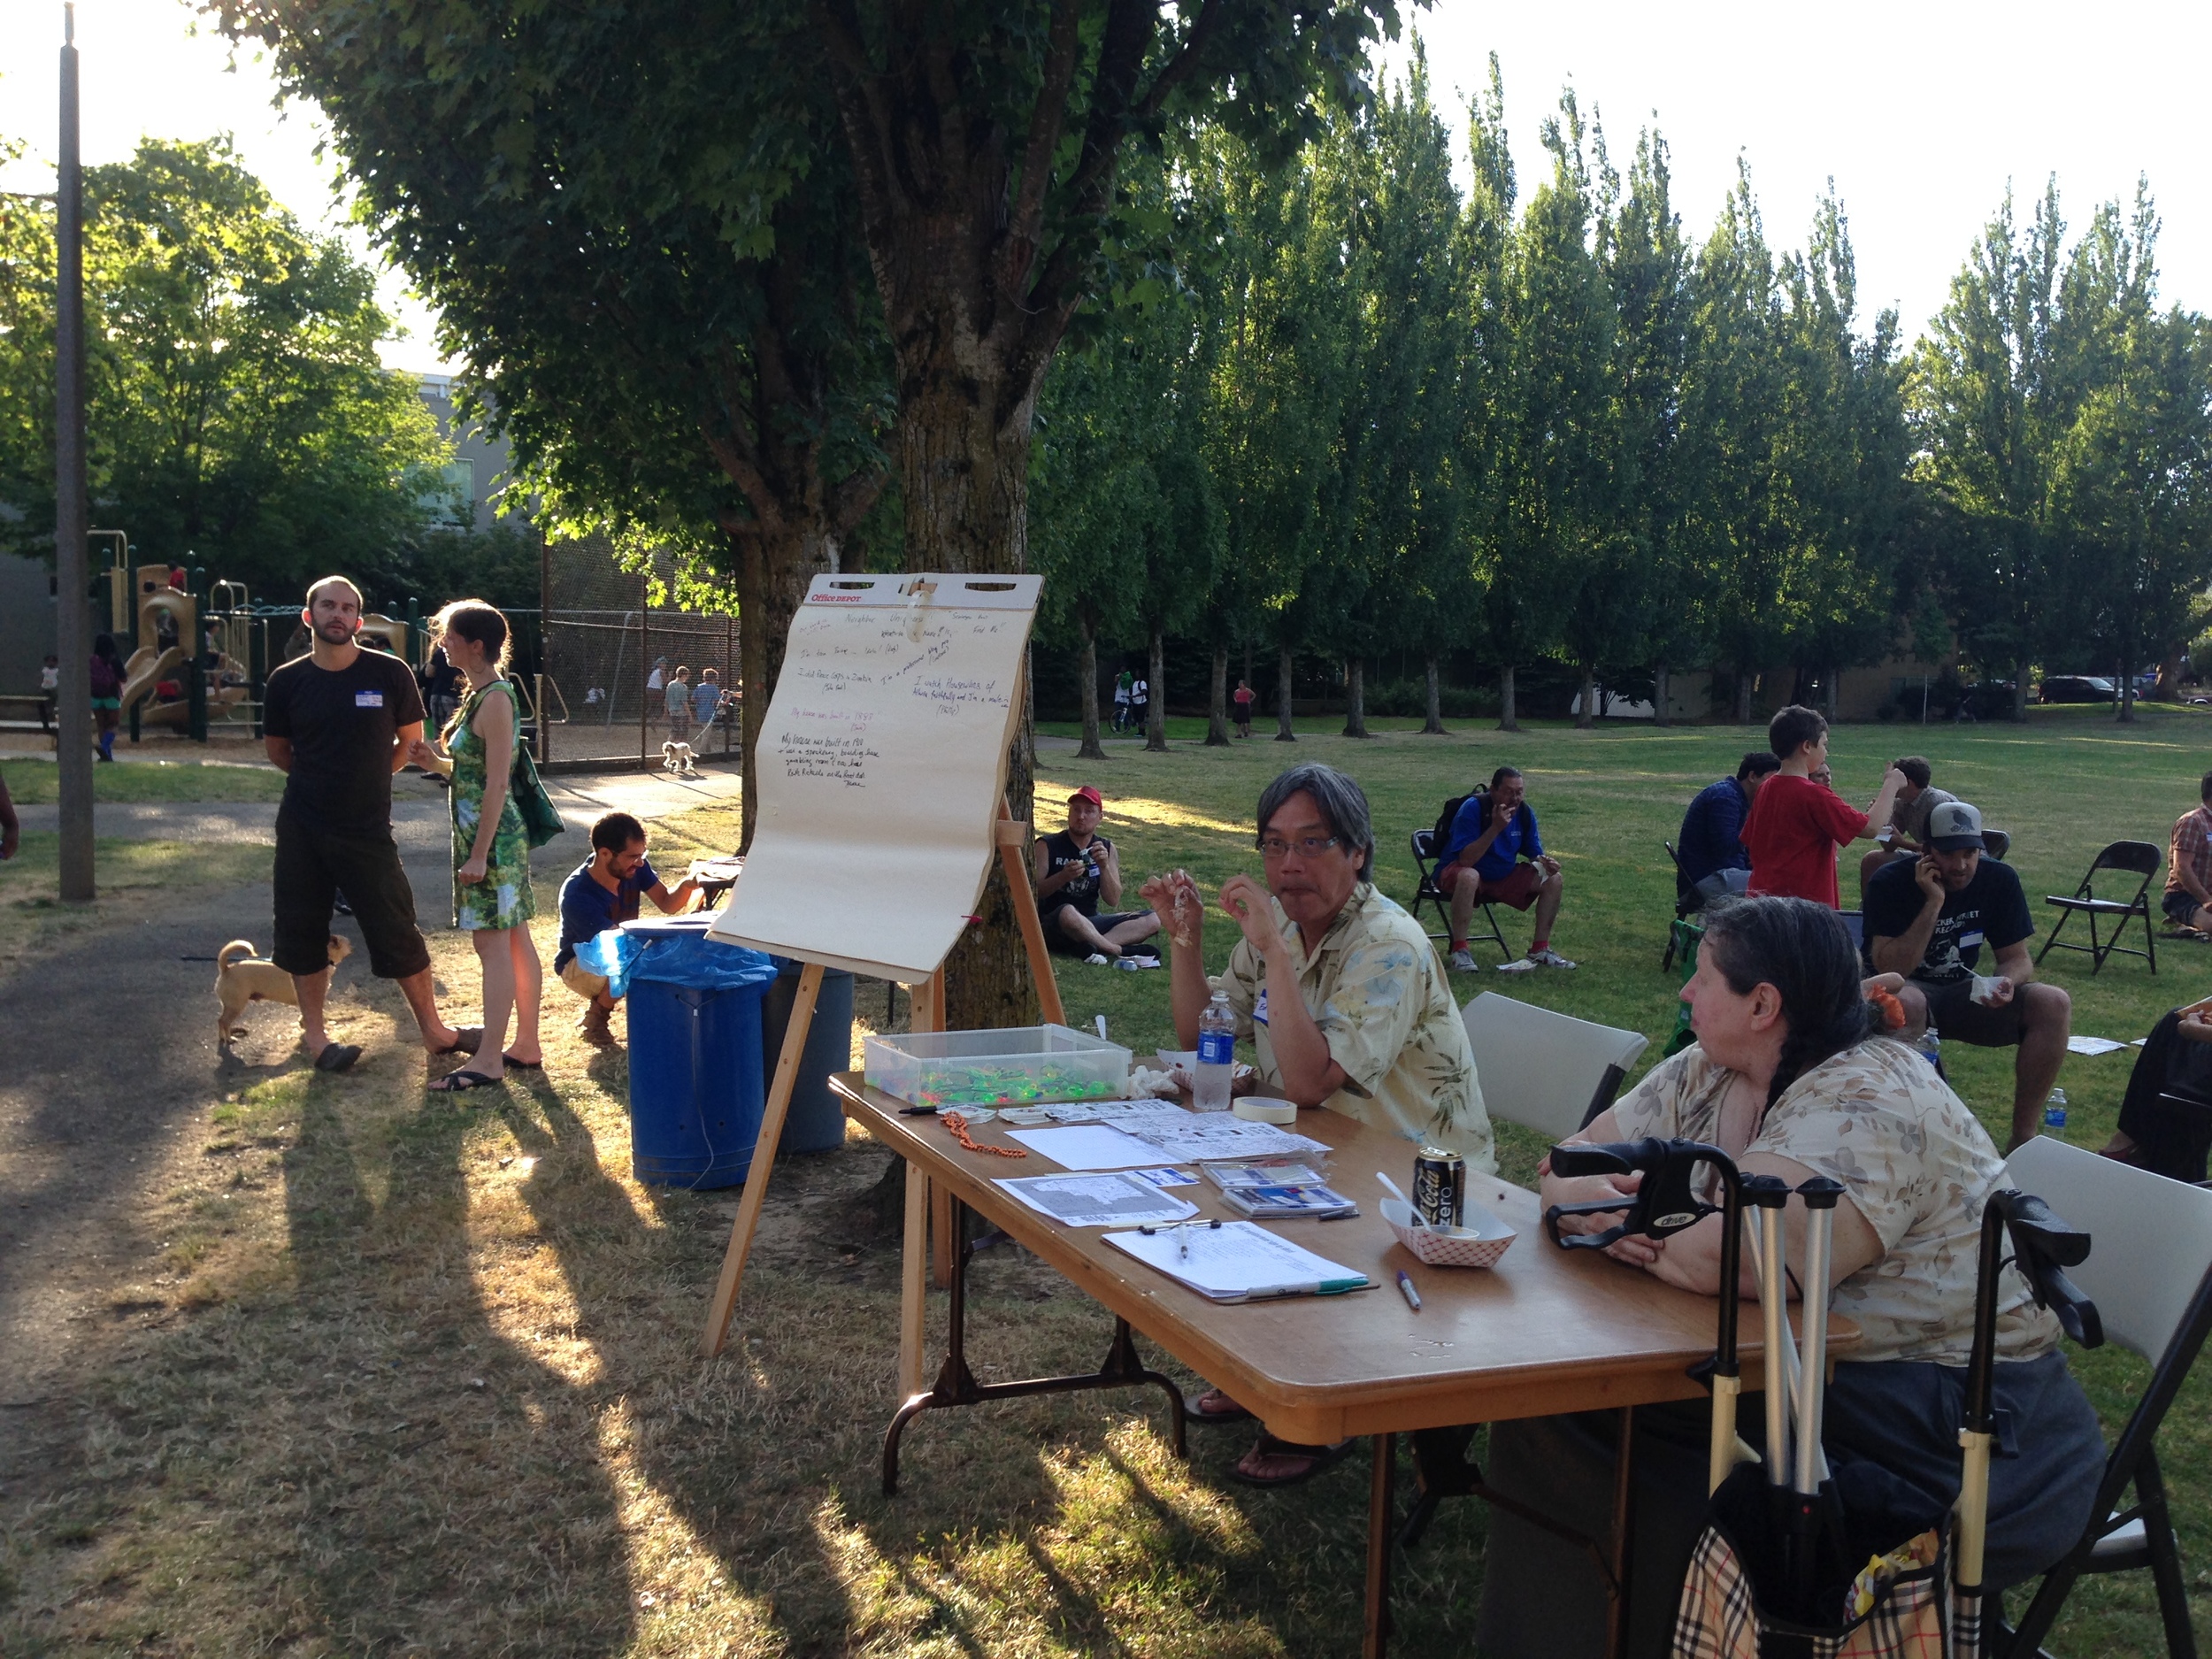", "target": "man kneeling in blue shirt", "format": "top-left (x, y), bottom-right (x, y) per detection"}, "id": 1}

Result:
top-left (557, 811), bottom-right (700, 1044)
